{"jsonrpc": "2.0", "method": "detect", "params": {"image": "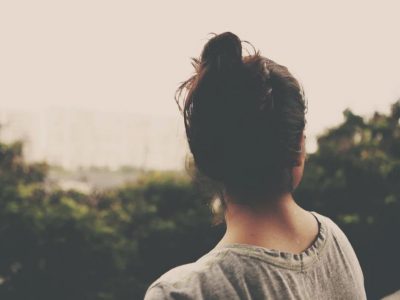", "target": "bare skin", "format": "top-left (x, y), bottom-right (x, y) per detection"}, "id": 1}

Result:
top-left (216, 134), bottom-right (319, 254)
